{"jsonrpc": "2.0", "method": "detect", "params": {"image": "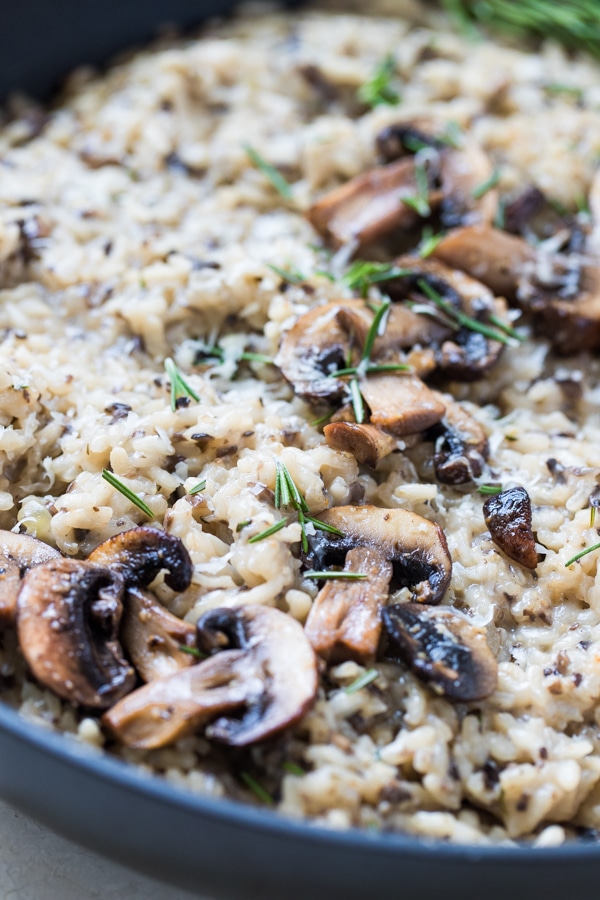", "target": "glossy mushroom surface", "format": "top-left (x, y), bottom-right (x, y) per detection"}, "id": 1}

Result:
top-left (483, 486), bottom-right (538, 569)
top-left (87, 525), bottom-right (193, 592)
top-left (0, 531), bottom-right (60, 629)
